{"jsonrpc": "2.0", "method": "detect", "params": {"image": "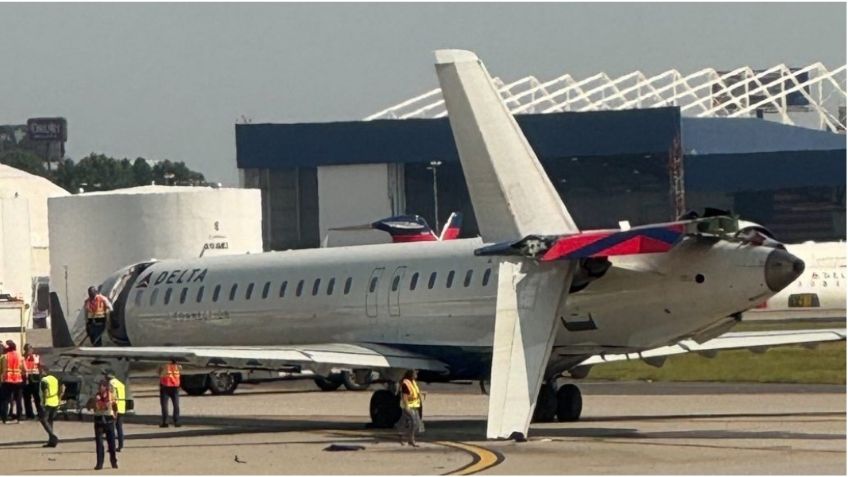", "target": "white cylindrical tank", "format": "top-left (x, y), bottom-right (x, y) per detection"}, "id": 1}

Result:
top-left (0, 164), bottom-right (70, 279)
top-left (0, 195), bottom-right (33, 308)
top-left (48, 186), bottom-right (262, 325)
